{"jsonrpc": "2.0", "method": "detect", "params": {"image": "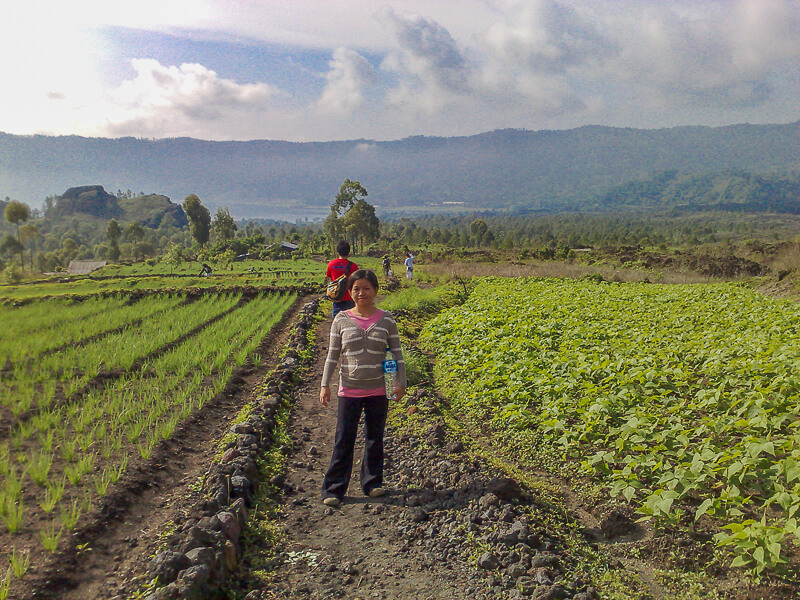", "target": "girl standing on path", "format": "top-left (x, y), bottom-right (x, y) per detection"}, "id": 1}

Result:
top-left (319, 269), bottom-right (406, 506)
